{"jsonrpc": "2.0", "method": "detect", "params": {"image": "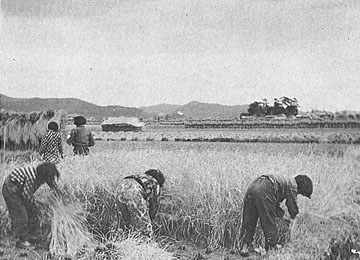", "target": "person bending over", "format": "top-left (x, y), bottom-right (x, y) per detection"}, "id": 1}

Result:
top-left (2, 162), bottom-right (63, 249)
top-left (115, 169), bottom-right (165, 238)
top-left (239, 174), bottom-right (313, 257)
